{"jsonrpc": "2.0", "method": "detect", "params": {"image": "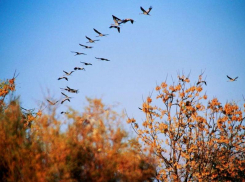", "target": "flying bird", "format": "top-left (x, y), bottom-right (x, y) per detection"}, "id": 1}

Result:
top-left (74, 67), bottom-right (85, 71)
top-left (95, 57), bottom-right (110, 61)
top-left (93, 28), bottom-right (109, 37)
top-left (61, 92), bottom-right (72, 104)
top-left (63, 70), bottom-right (74, 76)
top-left (61, 86), bottom-right (79, 93)
top-left (58, 76), bottom-right (68, 81)
top-left (61, 97), bottom-right (70, 104)
top-left (227, 75), bottom-right (238, 82)
top-left (80, 62), bottom-right (92, 65)
top-left (61, 111), bottom-right (69, 114)
top-left (120, 18), bottom-right (134, 24)
top-left (85, 36), bottom-right (99, 43)
top-left (140, 6), bottom-right (153, 15)
top-left (71, 51), bottom-right (87, 56)
top-left (79, 44), bottom-right (93, 49)
top-left (109, 25), bottom-right (120, 33)
top-left (197, 81), bottom-right (207, 85)
top-left (67, 86), bottom-right (79, 93)
top-left (178, 76), bottom-right (189, 82)
top-left (21, 107), bottom-right (35, 113)
top-left (47, 99), bottom-right (59, 105)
